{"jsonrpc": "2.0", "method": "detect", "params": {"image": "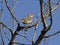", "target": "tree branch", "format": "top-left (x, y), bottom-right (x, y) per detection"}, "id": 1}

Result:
top-left (4, 0), bottom-right (20, 24)
top-left (51, 1), bottom-right (60, 12)
top-left (17, 33), bottom-right (32, 42)
top-left (34, 0), bottom-right (52, 45)
top-left (32, 26), bottom-right (37, 44)
top-left (0, 21), bottom-right (13, 35)
top-left (1, 33), bottom-right (5, 45)
top-left (40, 0), bottom-right (47, 29)
top-left (12, 41), bottom-right (32, 45)
top-left (44, 30), bottom-right (60, 38)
